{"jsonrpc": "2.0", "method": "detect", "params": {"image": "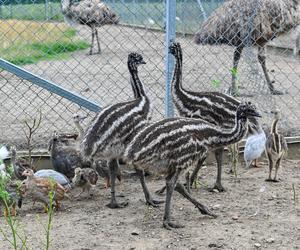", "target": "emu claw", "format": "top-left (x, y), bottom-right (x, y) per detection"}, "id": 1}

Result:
top-left (265, 178), bottom-right (274, 182)
top-left (270, 89), bottom-right (284, 95)
top-left (163, 221), bottom-right (184, 230)
top-left (208, 183), bottom-right (226, 193)
top-left (146, 199), bottom-right (164, 207)
top-left (106, 201), bottom-right (128, 209)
